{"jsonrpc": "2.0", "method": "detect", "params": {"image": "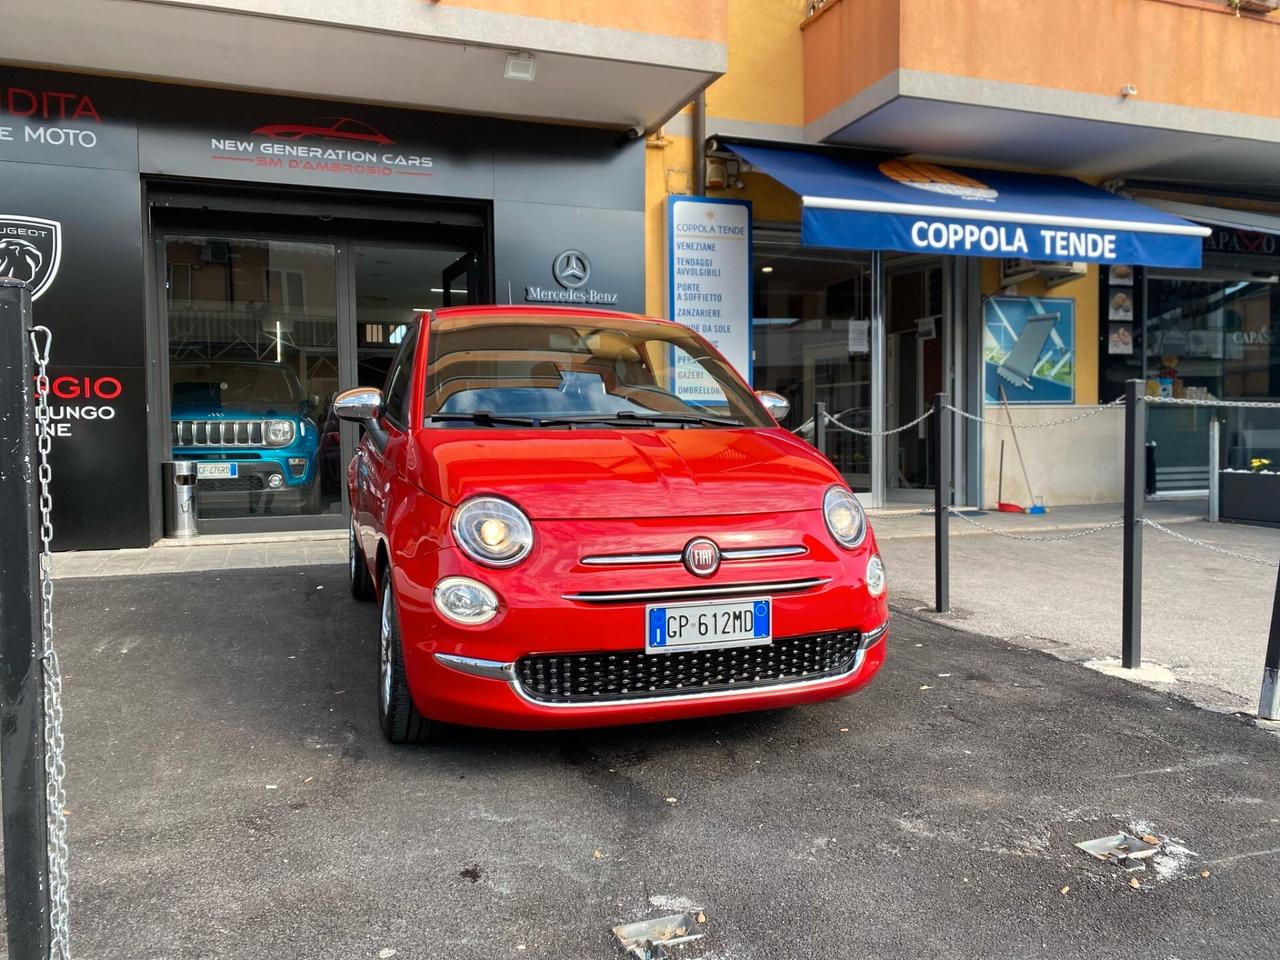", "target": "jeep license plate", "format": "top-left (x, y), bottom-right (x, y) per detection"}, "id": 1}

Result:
top-left (645, 597), bottom-right (771, 654)
top-left (196, 462), bottom-right (238, 479)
